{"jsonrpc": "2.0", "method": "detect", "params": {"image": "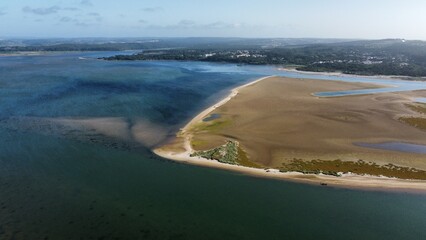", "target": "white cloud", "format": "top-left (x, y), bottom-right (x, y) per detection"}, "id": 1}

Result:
top-left (141, 7), bottom-right (163, 12)
top-left (177, 19), bottom-right (196, 27)
top-left (59, 17), bottom-right (73, 22)
top-left (63, 7), bottom-right (80, 11)
top-left (22, 6), bottom-right (61, 15)
top-left (87, 12), bottom-right (100, 16)
top-left (80, 0), bottom-right (93, 7)
top-left (147, 20), bottom-right (247, 30)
